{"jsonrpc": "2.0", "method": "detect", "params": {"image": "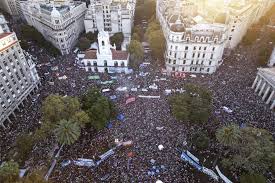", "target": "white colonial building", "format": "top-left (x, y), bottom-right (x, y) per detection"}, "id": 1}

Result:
top-left (20, 0), bottom-right (87, 55)
top-left (252, 67), bottom-right (275, 111)
top-left (157, 0), bottom-right (228, 74)
top-left (84, 0), bottom-right (136, 45)
top-left (82, 31), bottom-right (129, 73)
top-left (225, 0), bottom-right (274, 49)
top-left (268, 47), bottom-right (275, 67)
